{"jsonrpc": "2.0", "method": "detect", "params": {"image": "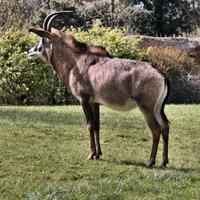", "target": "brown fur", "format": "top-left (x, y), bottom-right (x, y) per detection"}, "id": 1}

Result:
top-left (61, 32), bottom-right (112, 57)
top-left (29, 27), bottom-right (170, 167)
top-left (87, 45), bottom-right (113, 58)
